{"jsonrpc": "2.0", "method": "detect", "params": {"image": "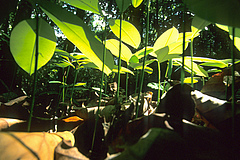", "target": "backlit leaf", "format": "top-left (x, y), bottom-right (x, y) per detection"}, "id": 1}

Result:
top-left (173, 58), bottom-right (208, 77)
top-left (10, 18), bottom-right (56, 75)
top-left (132, 0), bottom-right (143, 8)
top-left (112, 65), bottom-right (134, 75)
top-left (153, 27), bottom-right (179, 51)
top-left (133, 47), bottom-right (153, 59)
top-left (184, 77), bottom-right (199, 83)
top-left (106, 39), bottom-right (132, 63)
top-left (61, 0), bottom-right (100, 14)
top-left (39, 1), bottom-right (114, 75)
top-left (109, 19), bottom-right (141, 48)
